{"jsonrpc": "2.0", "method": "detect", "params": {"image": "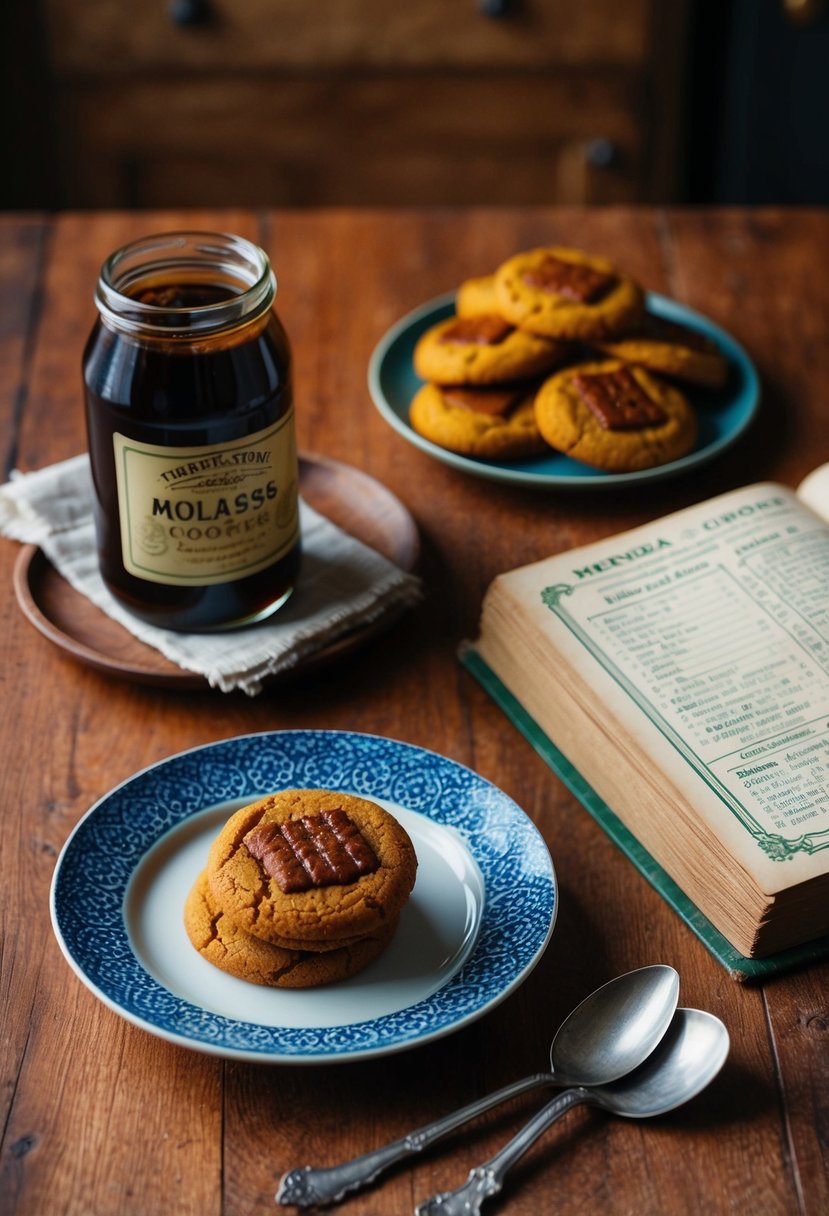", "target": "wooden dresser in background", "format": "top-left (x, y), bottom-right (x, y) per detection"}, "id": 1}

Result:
top-left (30, 0), bottom-right (689, 208)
